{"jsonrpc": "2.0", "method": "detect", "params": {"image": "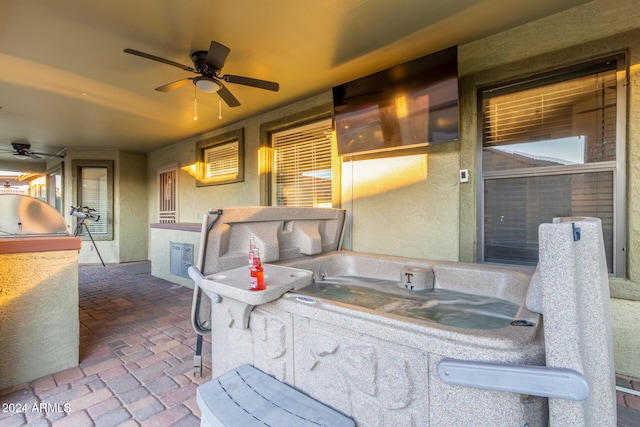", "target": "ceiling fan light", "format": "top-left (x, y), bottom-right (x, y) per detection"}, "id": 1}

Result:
top-left (13, 153), bottom-right (31, 160)
top-left (194, 77), bottom-right (222, 93)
